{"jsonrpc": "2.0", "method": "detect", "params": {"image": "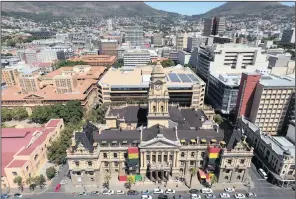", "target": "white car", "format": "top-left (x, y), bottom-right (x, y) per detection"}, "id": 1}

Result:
top-left (60, 180), bottom-right (67, 185)
top-left (102, 190), bottom-right (115, 195)
top-left (165, 189), bottom-right (175, 194)
top-left (201, 188), bottom-right (213, 194)
top-left (142, 195), bottom-right (152, 199)
top-left (224, 188), bottom-right (235, 192)
top-left (116, 190), bottom-right (125, 195)
top-left (153, 188), bottom-right (164, 194)
top-left (191, 194), bottom-right (201, 199)
top-left (235, 193), bottom-right (246, 199)
top-left (220, 193), bottom-right (231, 198)
top-left (246, 193), bottom-right (257, 198)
